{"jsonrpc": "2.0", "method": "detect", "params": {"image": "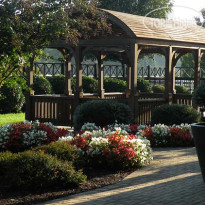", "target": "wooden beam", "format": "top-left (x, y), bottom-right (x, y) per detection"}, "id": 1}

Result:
top-left (165, 46), bottom-right (175, 103)
top-left (74, 46), bottom-right (83, 98)
top-left (65, 55), bottom-right (72, 96)
top-left (194, 49), bottom-right (202, 89)
top-left (97, 52), bottom-right (106, 98)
